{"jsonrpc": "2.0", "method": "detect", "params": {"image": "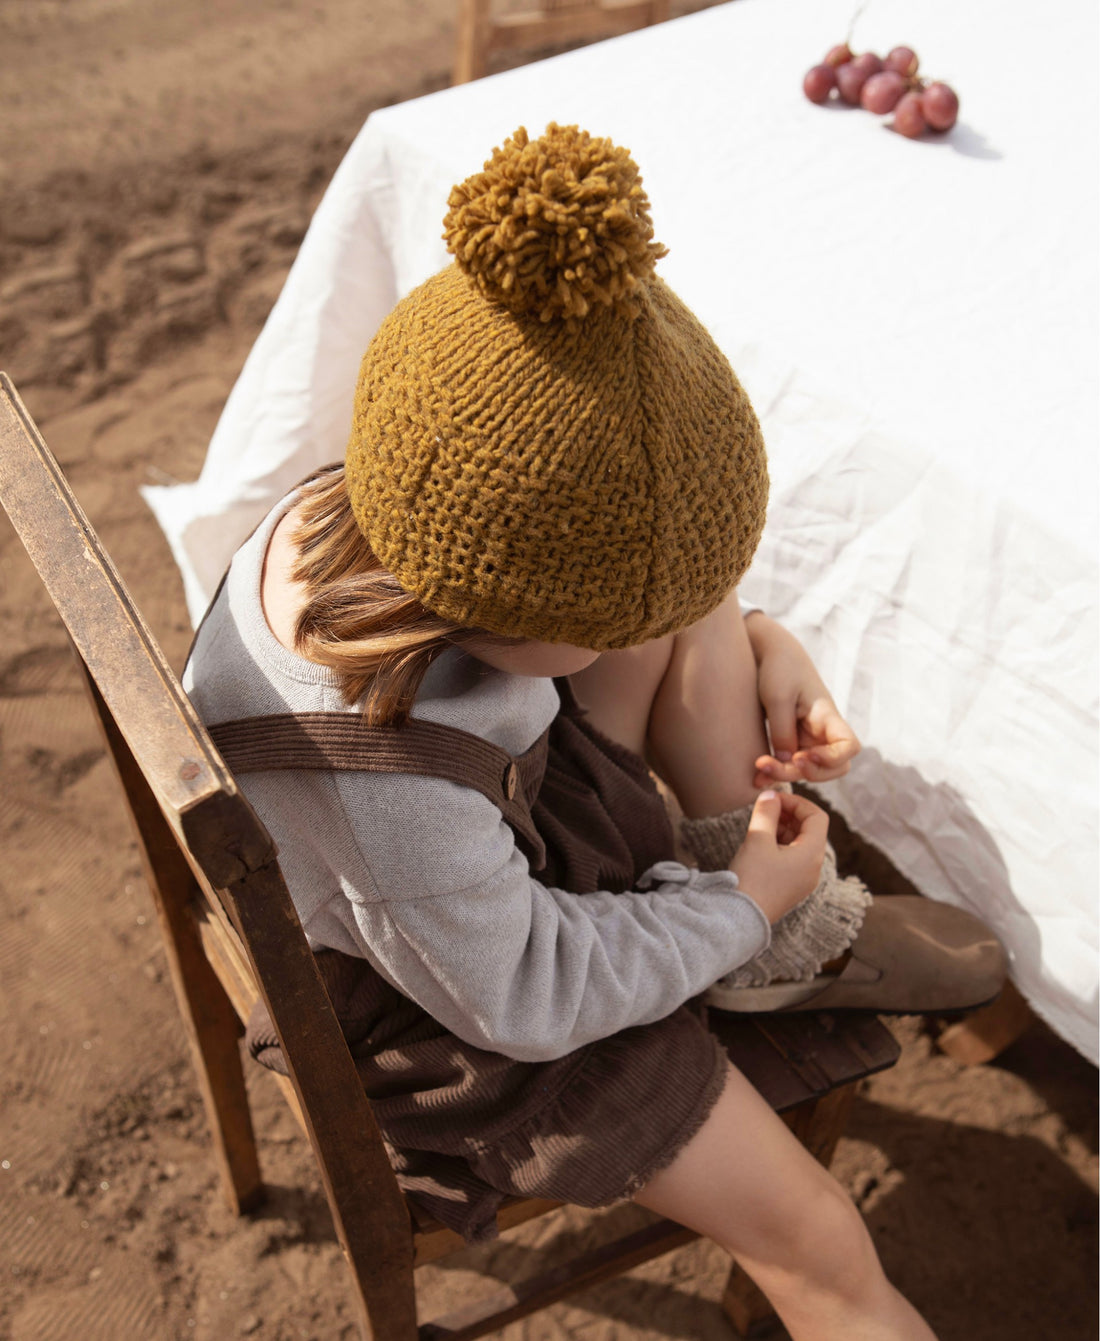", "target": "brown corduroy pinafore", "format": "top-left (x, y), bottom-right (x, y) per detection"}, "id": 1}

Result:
top-left (213, 681), bottom-right (728, 1243)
